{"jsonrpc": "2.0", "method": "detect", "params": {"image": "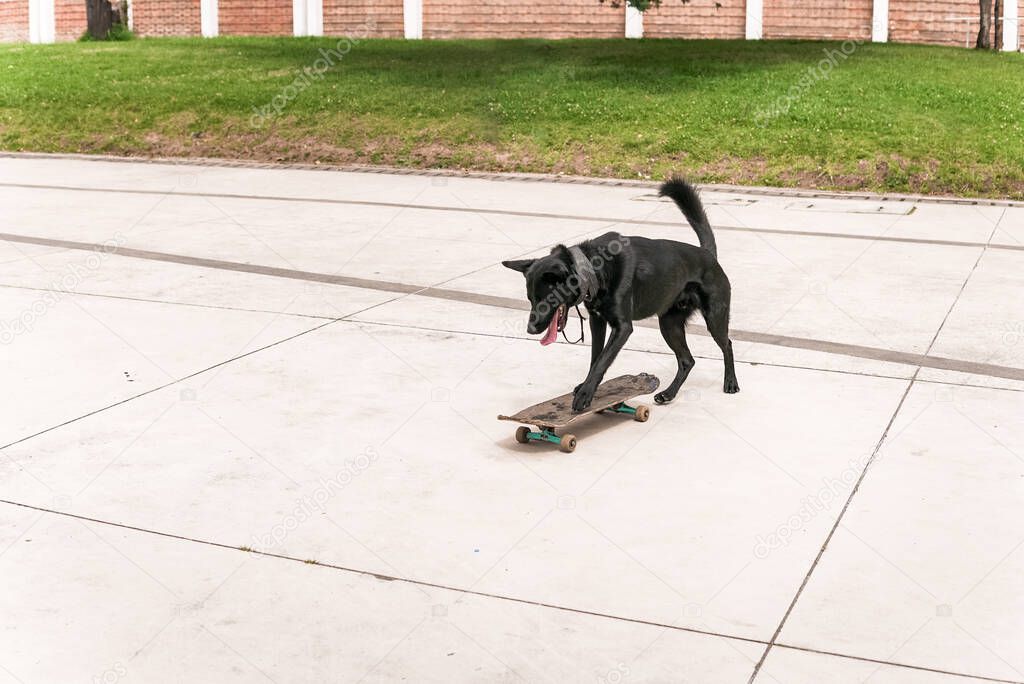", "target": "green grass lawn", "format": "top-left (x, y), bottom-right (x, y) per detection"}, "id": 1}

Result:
top-left (2, 37), bottom-right (1022, 197)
